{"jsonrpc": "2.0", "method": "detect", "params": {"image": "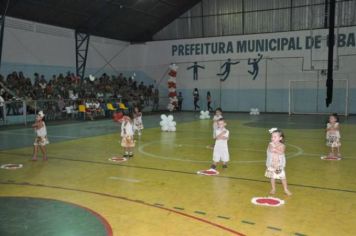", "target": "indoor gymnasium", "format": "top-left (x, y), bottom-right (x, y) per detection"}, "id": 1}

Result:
top-left (0, 0), bottom-right (356, 235)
